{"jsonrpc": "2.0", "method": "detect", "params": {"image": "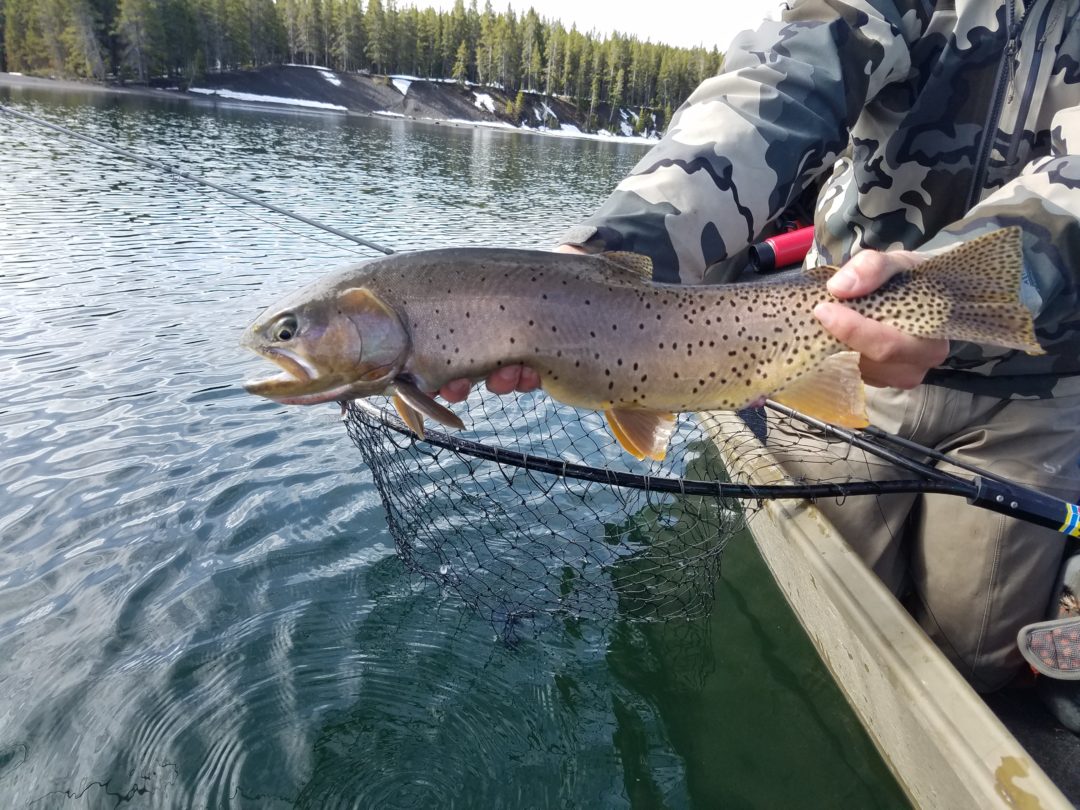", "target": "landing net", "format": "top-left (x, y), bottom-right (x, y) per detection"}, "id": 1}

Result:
top-left (344, 394), bottom-right (842, 635)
